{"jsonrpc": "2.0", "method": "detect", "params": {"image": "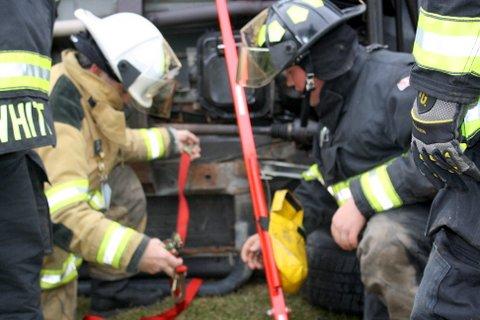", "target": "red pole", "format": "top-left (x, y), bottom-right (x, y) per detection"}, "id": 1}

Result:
top-left (214, 1), bottom-right (289, 319)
